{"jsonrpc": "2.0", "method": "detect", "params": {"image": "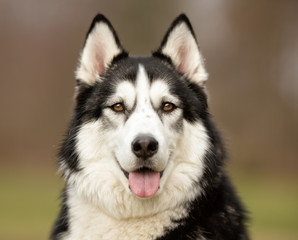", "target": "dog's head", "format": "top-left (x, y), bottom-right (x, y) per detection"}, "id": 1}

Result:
top-left (60, 14), bottom-right (213, 219)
